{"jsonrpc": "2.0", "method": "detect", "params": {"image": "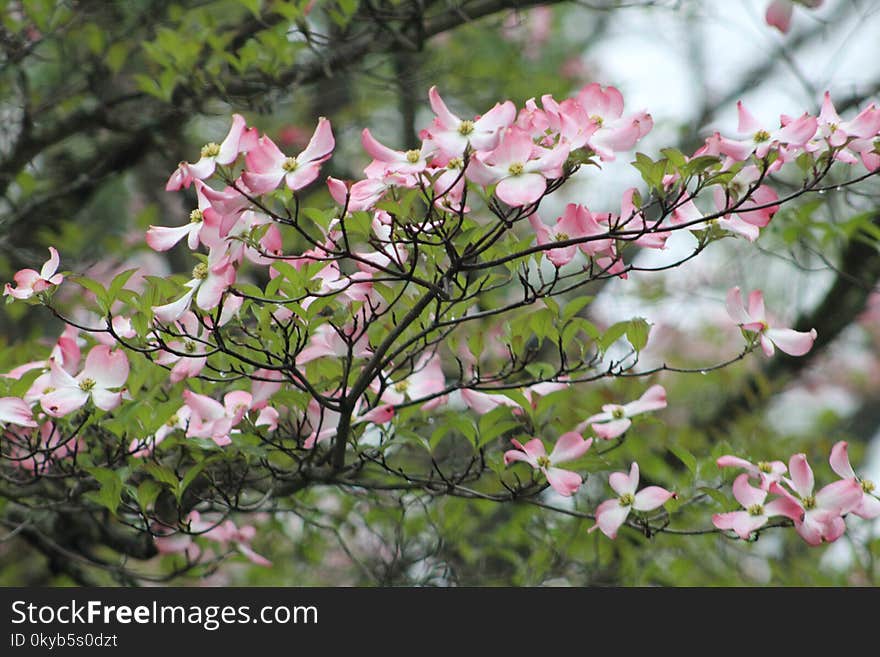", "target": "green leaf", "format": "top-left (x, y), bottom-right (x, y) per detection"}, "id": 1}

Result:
top-left (669, 445), bottom-right (697, 476)
top-left (68, 275), bottom-right (109, 312)
top-left (698, 486), bottom-right (729, 507)
top-left (598, 321), bottom-right (628, 352)
top-left (84, 467), bottom-right (123, 514)
top-left (144, 463), bottom-right (179, 489)
top-left (625, 317), bottom-right (652, 352)
top-left (178, 460), bottom-right (210, 502)
top-left (136, 479), bottom-right (163, 512)
top-left (108, 268), bottom-right (139, 303)
top-left (562, 296), bottom-right (594, 322)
